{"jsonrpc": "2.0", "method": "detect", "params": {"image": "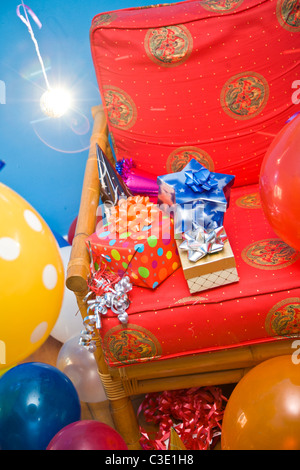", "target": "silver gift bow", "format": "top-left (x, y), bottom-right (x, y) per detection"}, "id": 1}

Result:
top-left (79, 275), bottom-right (133, 352)
top-left (179, 224), bottom-right (227, 263)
